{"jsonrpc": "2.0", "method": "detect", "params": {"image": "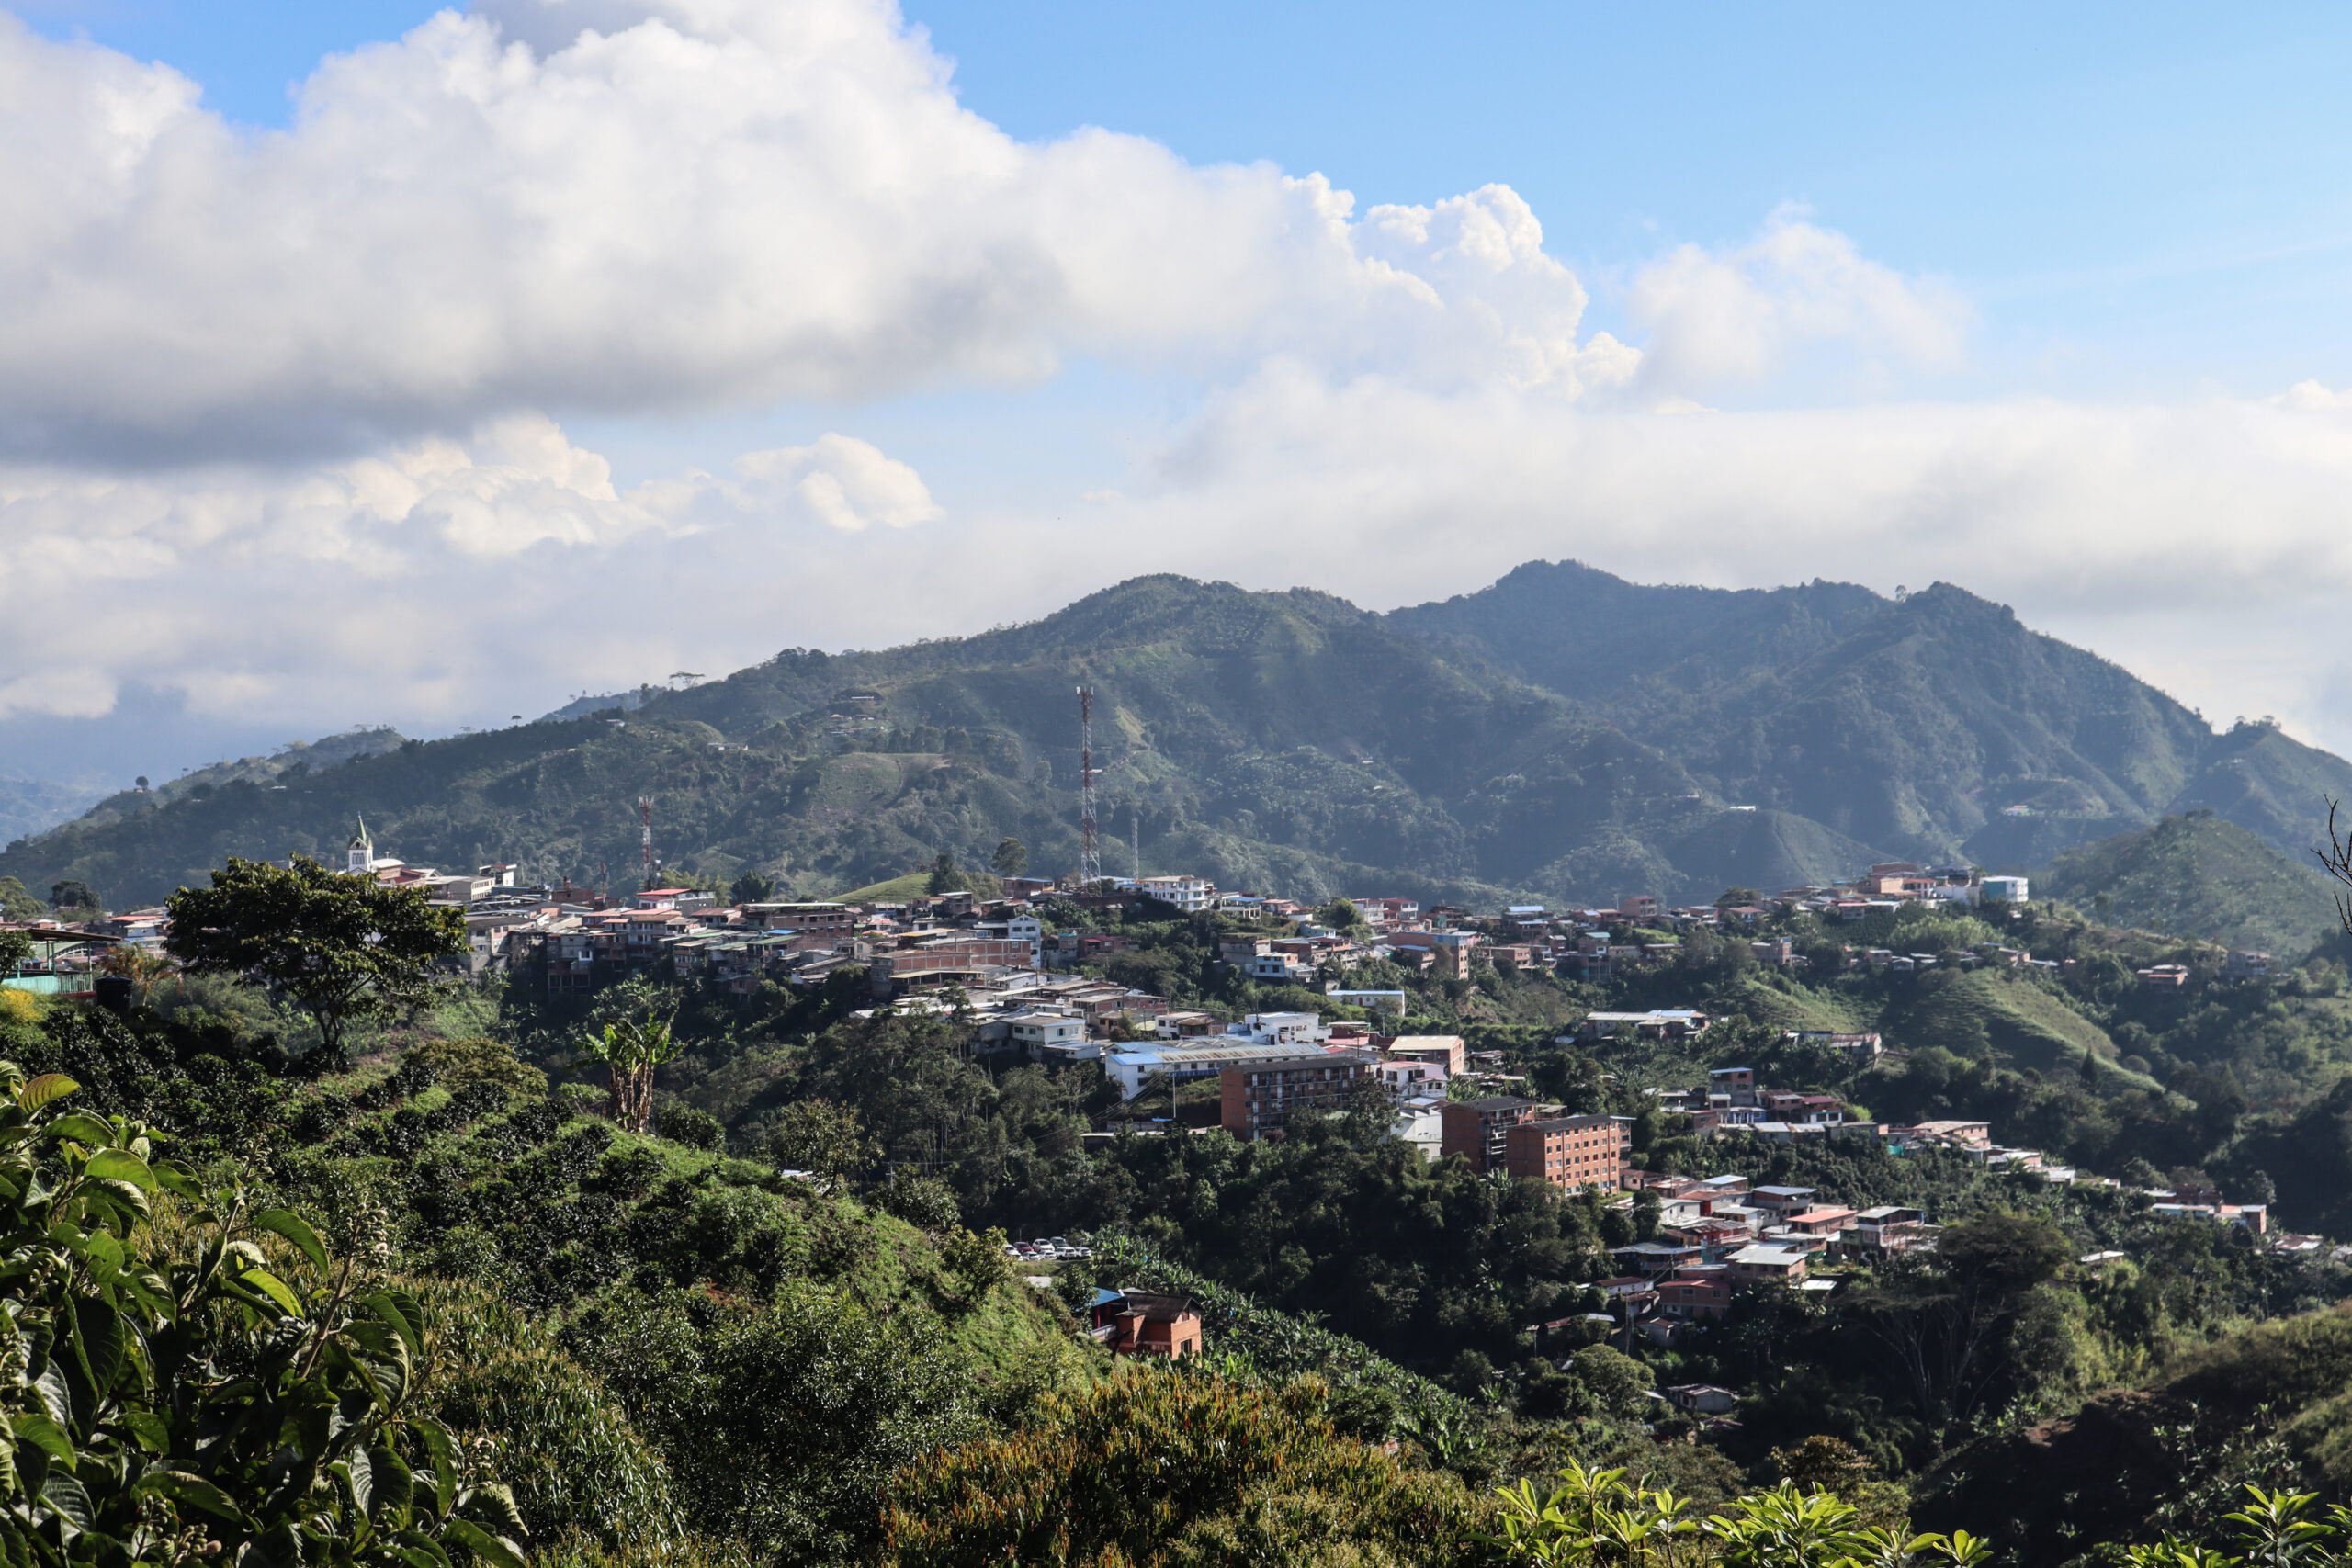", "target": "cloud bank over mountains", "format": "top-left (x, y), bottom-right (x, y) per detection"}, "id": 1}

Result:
top-left (5, 0), bottom-right (2352, 767)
